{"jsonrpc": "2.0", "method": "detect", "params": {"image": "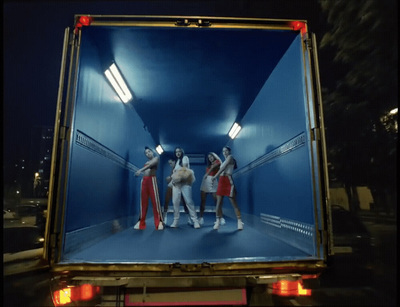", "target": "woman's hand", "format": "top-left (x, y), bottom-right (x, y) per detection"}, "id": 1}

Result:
top-left (135, 170), bottom-right (141, 177)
